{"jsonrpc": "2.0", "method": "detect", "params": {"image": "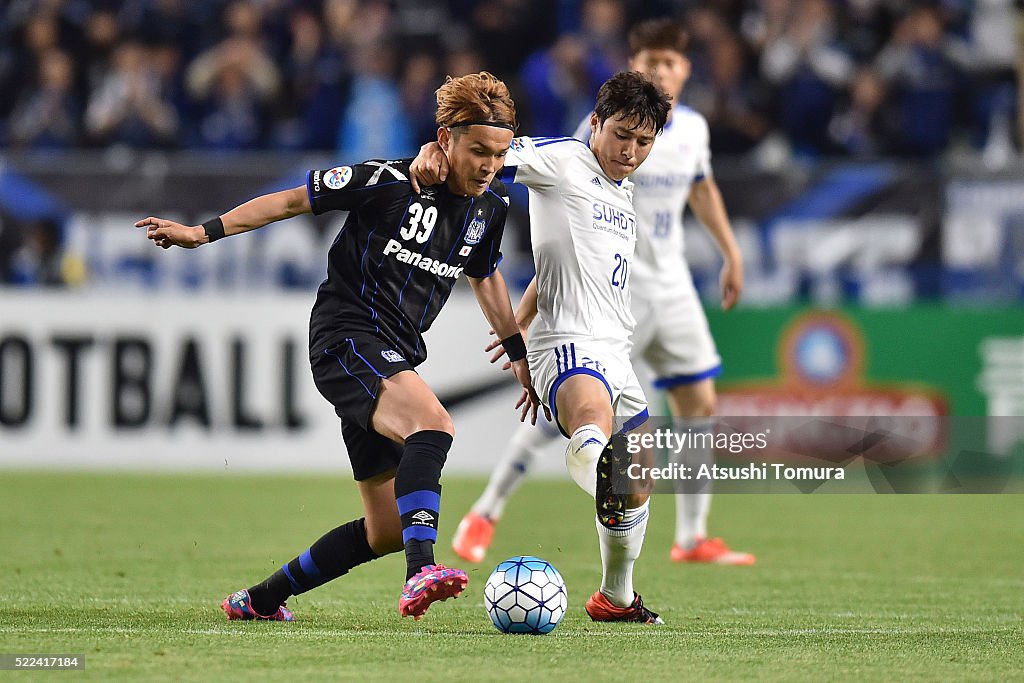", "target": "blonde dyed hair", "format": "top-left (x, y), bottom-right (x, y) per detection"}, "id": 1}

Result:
top-left (435, 71), bottom-right (517, 131)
